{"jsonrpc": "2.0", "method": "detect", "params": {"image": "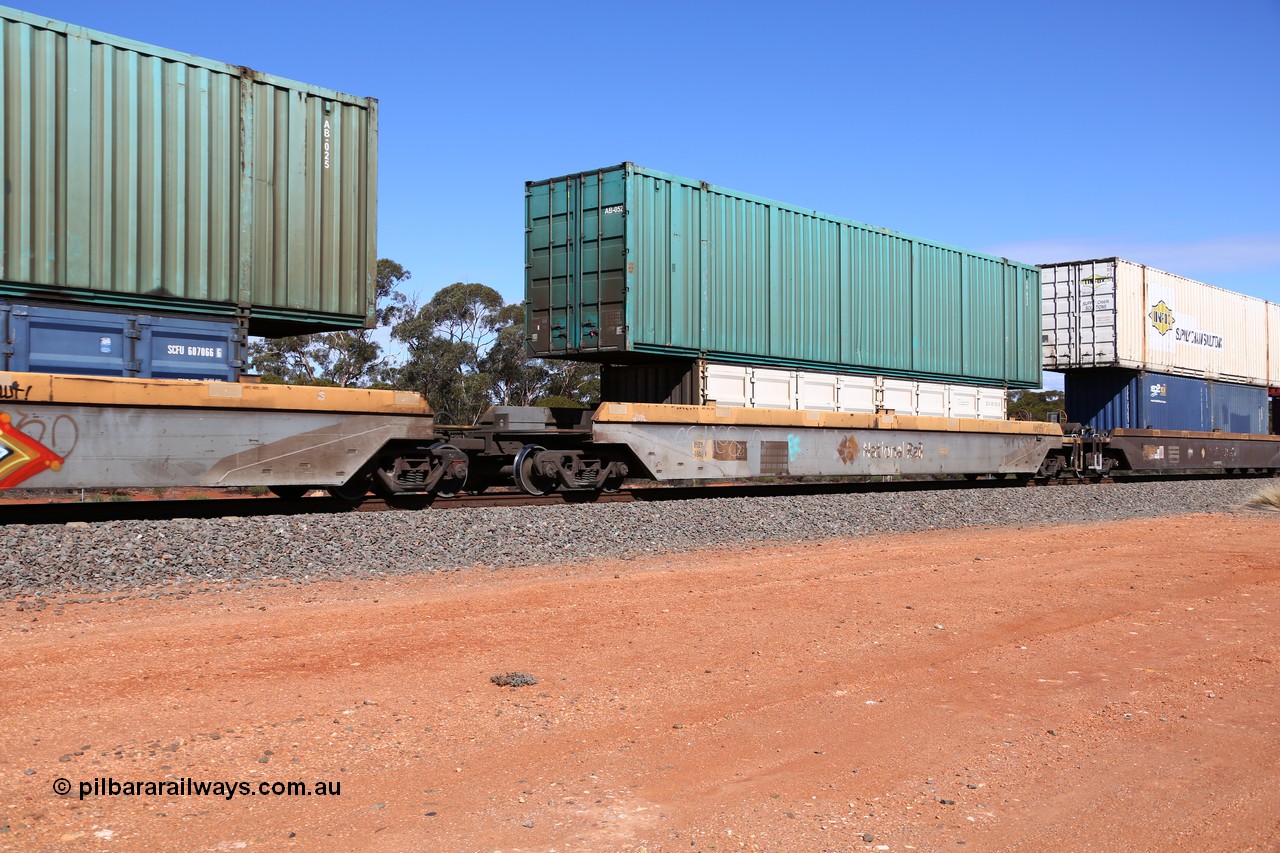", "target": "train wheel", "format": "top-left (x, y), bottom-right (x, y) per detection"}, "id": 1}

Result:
top-left (513, 445), bottom-right (555, 496)
top-left (268, 486), bottom-right (308, 500)
top-left (430, 443), bottom-right (469, 498)
top-left (327, 474), bottom-right (372, 502)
